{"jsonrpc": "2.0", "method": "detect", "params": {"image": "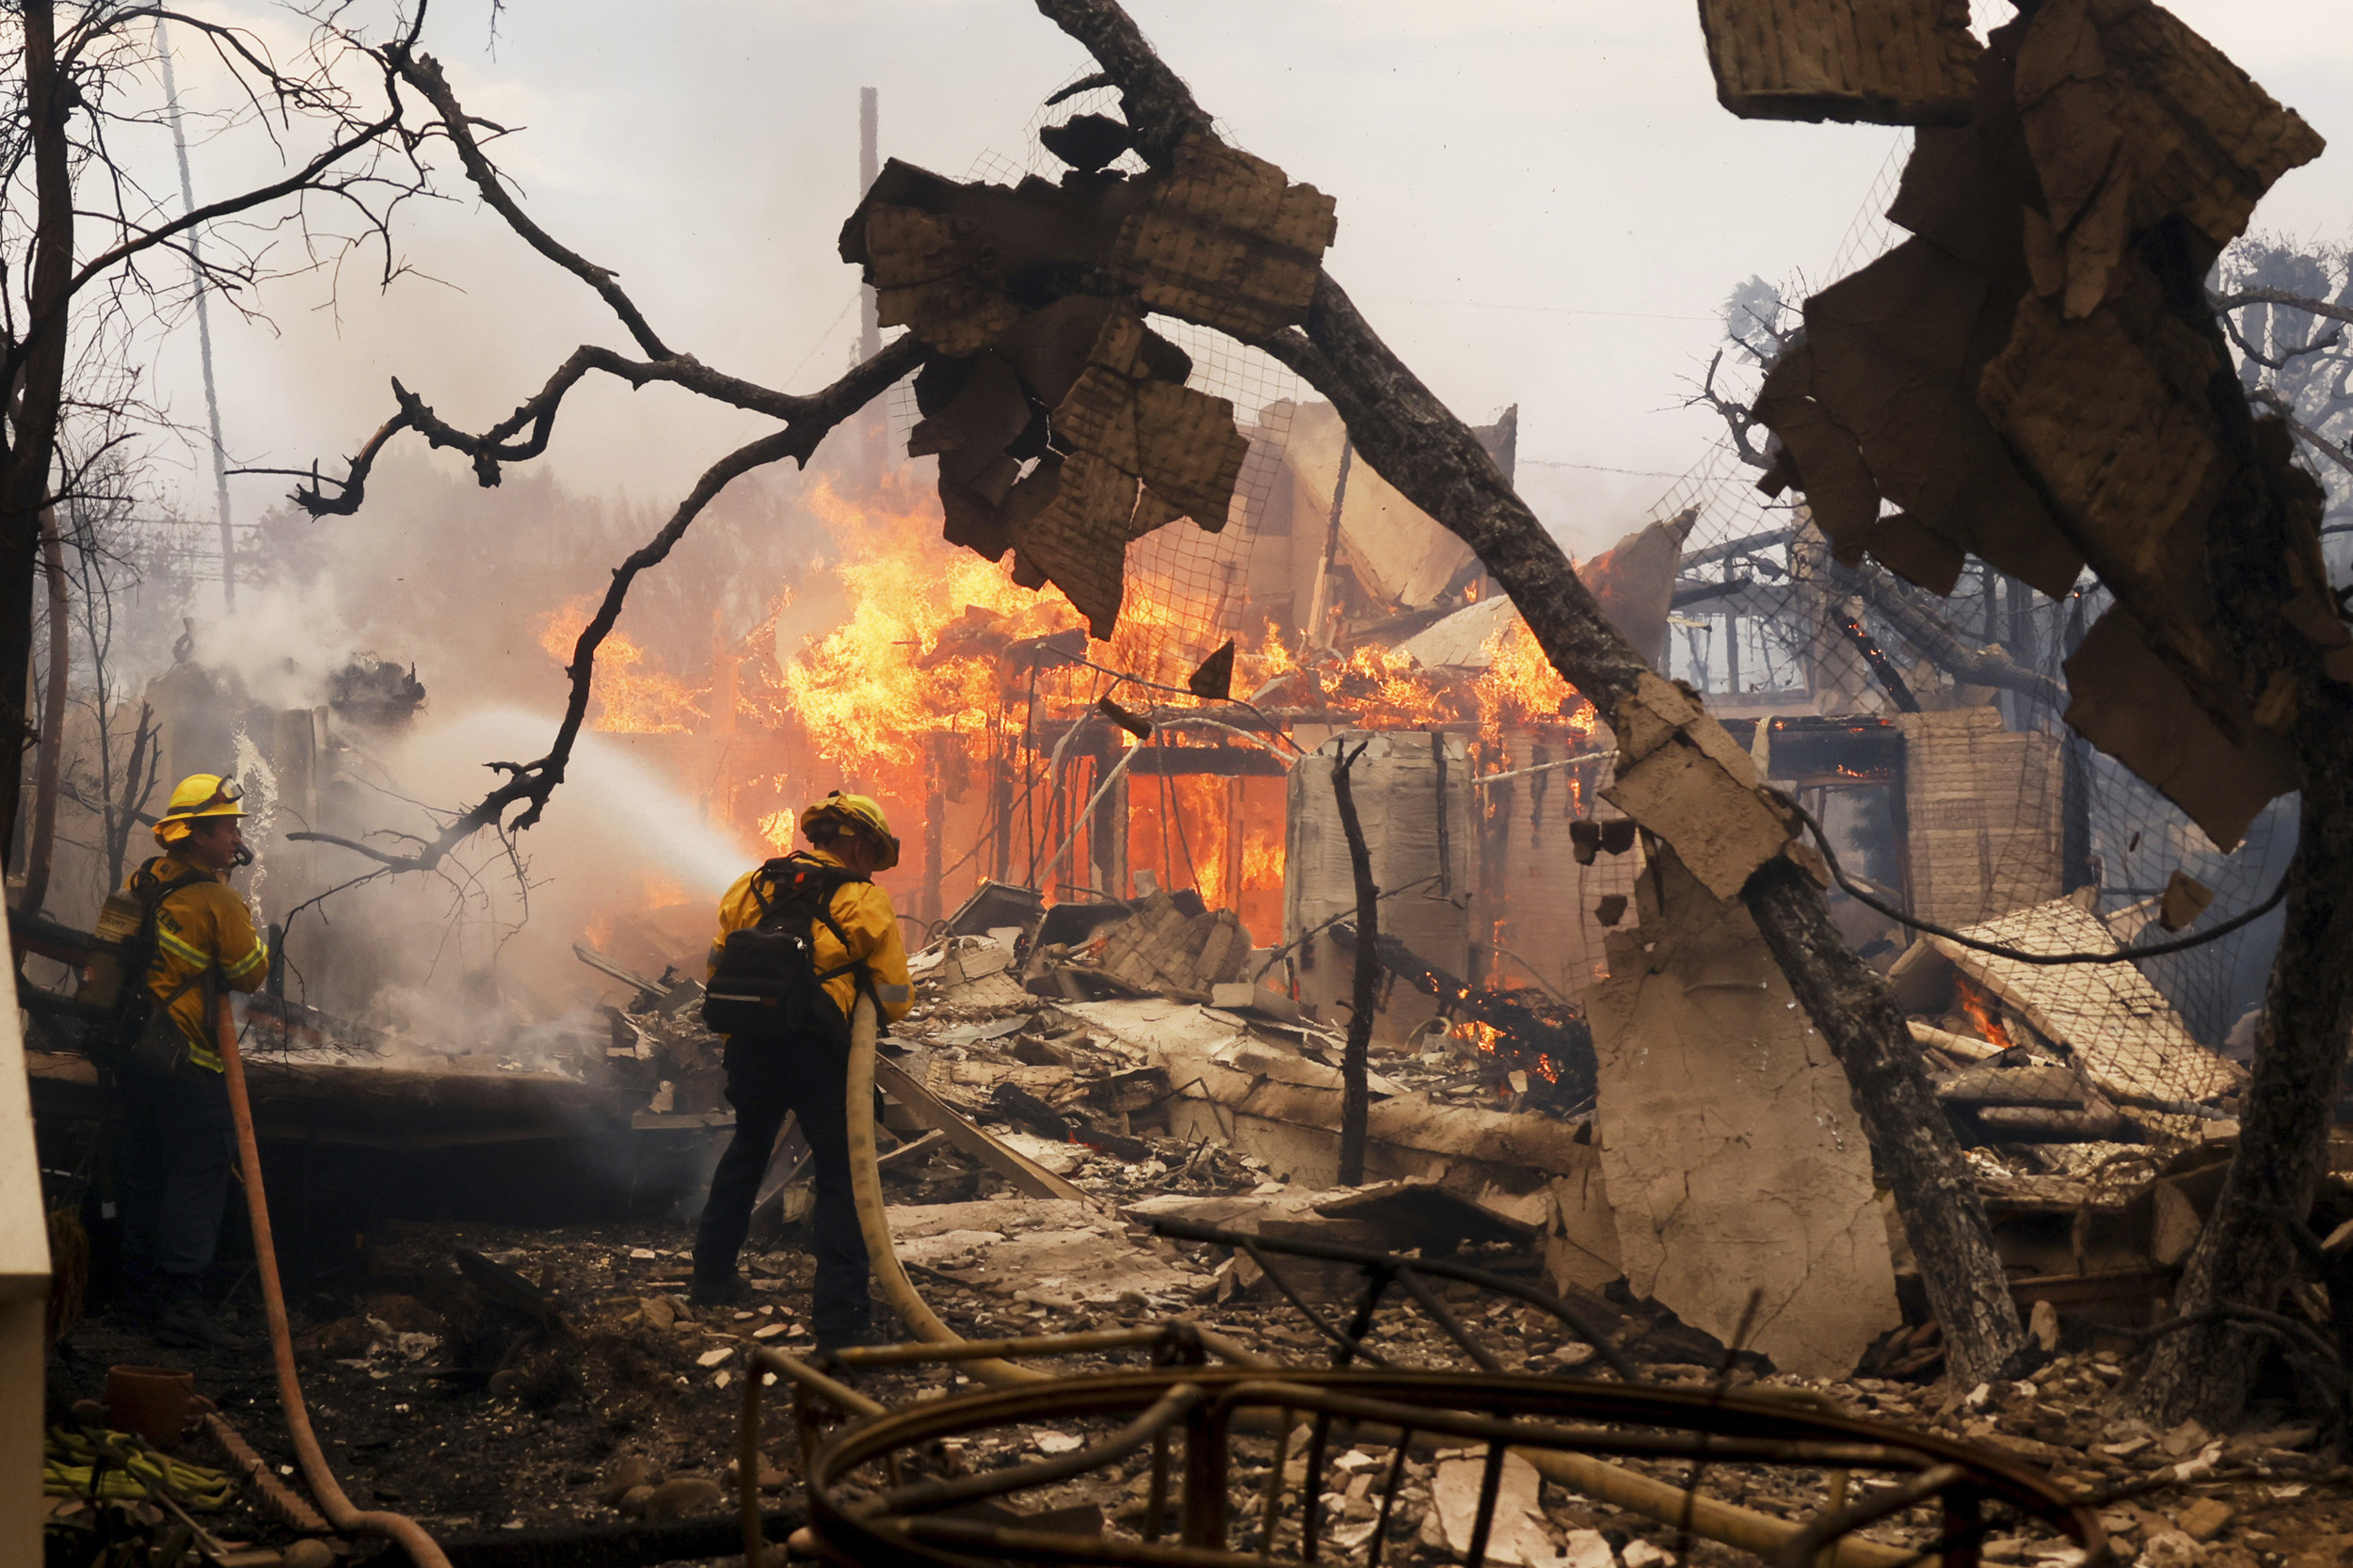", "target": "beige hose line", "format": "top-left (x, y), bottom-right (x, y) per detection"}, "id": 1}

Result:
top-left (216, 1000), bottom-right (453, 1568)
top-left (839, 995), bottom-right (1909, 1565)
top-left (845, 993), bottom-right (1044, 1387)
